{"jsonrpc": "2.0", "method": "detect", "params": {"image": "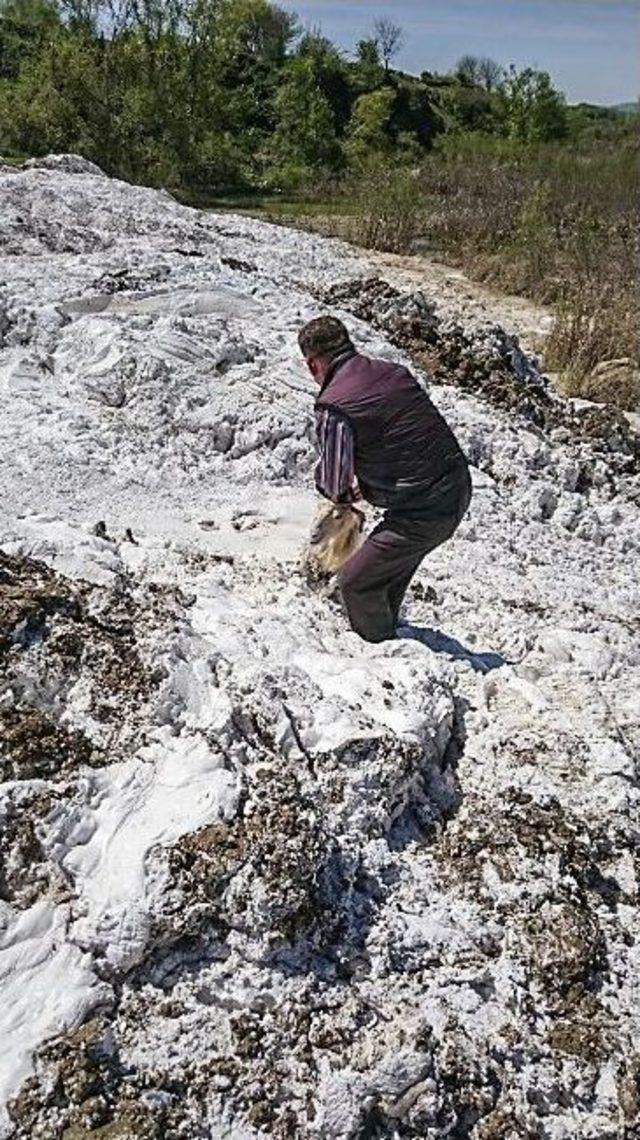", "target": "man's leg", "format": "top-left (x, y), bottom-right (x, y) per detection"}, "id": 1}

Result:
top-left (338, 526), bottom-right (409, 643)
top-left (338, 515), bottom-right (446, 642)
top-left (388, 470), bottom-right (472, 625)
top-left (387, 558), bottom-right (424, 627)
top-left (338, 505), bottom-right (467, 643)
